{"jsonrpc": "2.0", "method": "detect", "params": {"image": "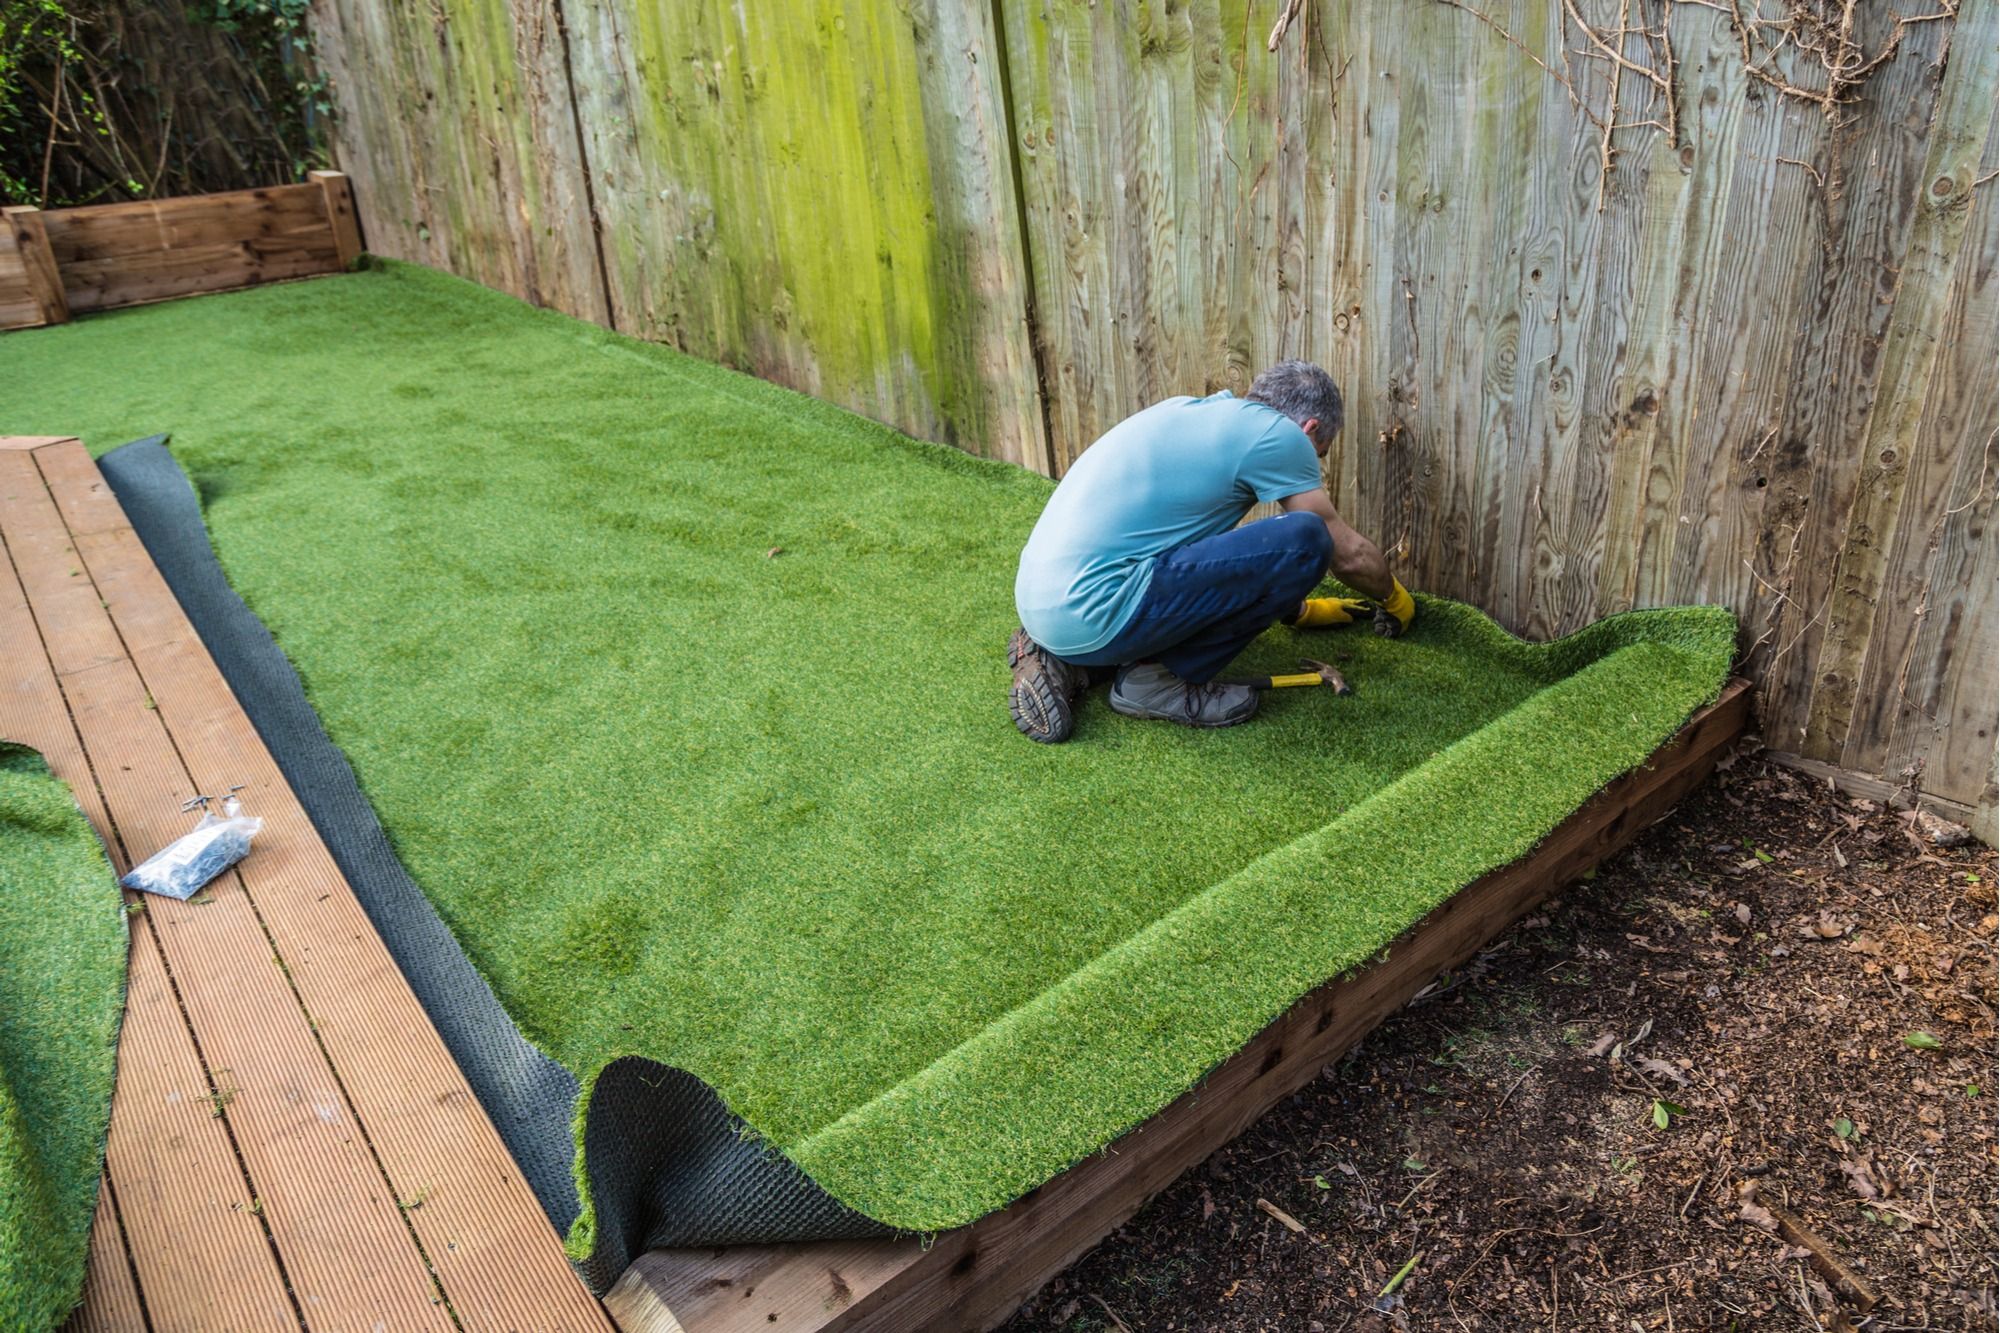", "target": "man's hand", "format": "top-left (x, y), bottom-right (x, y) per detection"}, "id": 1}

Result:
top-left (1373, 578), bottom-right (1416, 638)
top-left (1290, 596), bottom-right (1371, 629)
